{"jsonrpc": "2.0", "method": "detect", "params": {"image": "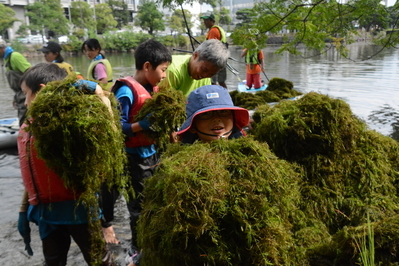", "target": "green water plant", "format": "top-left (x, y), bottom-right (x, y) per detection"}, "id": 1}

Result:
top-left (356, 212), bottom-right (375, 266)
top-left (135, 90), bottom-right (399, 265)
top-left (134, 87), bottom-right (186, 151)
top-left (230, 77), bottom-right (302, 110)
top-left (137, 137), bottom-right (306, 265)
top-left (251, 92), bottom-right (399, 264)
